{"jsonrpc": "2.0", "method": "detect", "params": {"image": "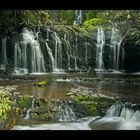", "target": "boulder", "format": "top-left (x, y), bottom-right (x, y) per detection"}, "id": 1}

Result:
top-left (89, 117), bottom-right (125, 130)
